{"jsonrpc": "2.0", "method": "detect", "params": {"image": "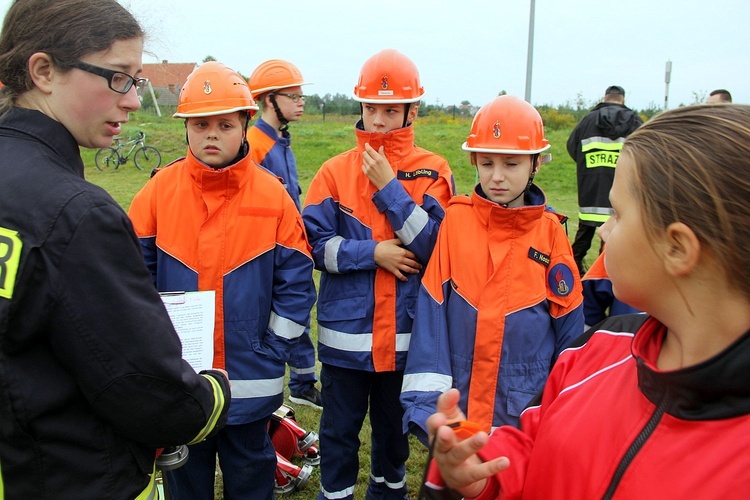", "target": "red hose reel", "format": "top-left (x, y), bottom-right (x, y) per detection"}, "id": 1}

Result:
top-left (269, 404), bottom-right (320, 495)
